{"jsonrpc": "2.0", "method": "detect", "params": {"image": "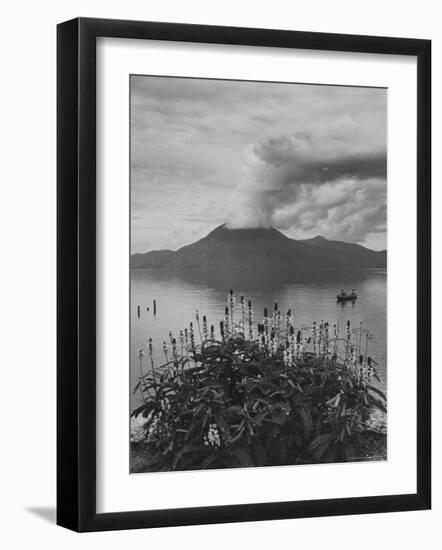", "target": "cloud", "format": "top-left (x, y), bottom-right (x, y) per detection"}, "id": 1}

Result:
top-left (254, 134), bottom-right (386, 181)
top-left (226, 132), bottom-right (387, 246)
top-left (272, 178), bottom-right (387, 242)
